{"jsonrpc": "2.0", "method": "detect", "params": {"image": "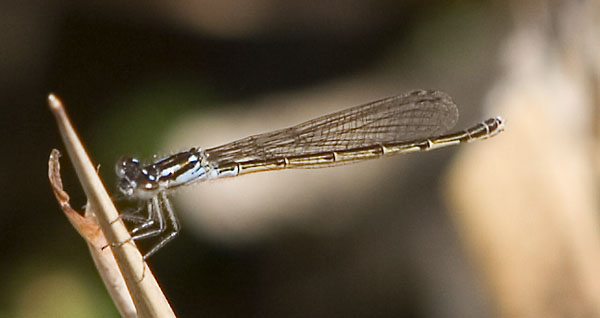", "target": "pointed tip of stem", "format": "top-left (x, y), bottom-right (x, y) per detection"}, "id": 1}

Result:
top-left (48, 93), bottom-right (63, 111)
